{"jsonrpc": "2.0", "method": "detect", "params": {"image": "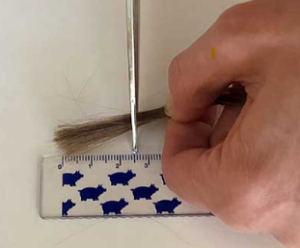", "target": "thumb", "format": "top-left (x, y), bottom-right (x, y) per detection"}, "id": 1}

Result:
top-left (162, 119), bottom-right (223, 209)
